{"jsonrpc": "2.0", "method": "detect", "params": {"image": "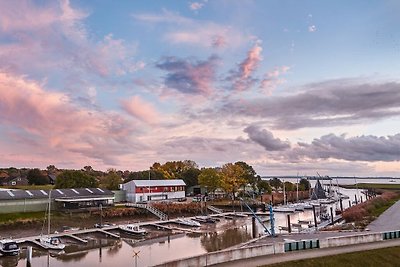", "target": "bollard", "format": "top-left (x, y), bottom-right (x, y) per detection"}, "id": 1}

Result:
top-left (287, 214), bottom-right (292, 233)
